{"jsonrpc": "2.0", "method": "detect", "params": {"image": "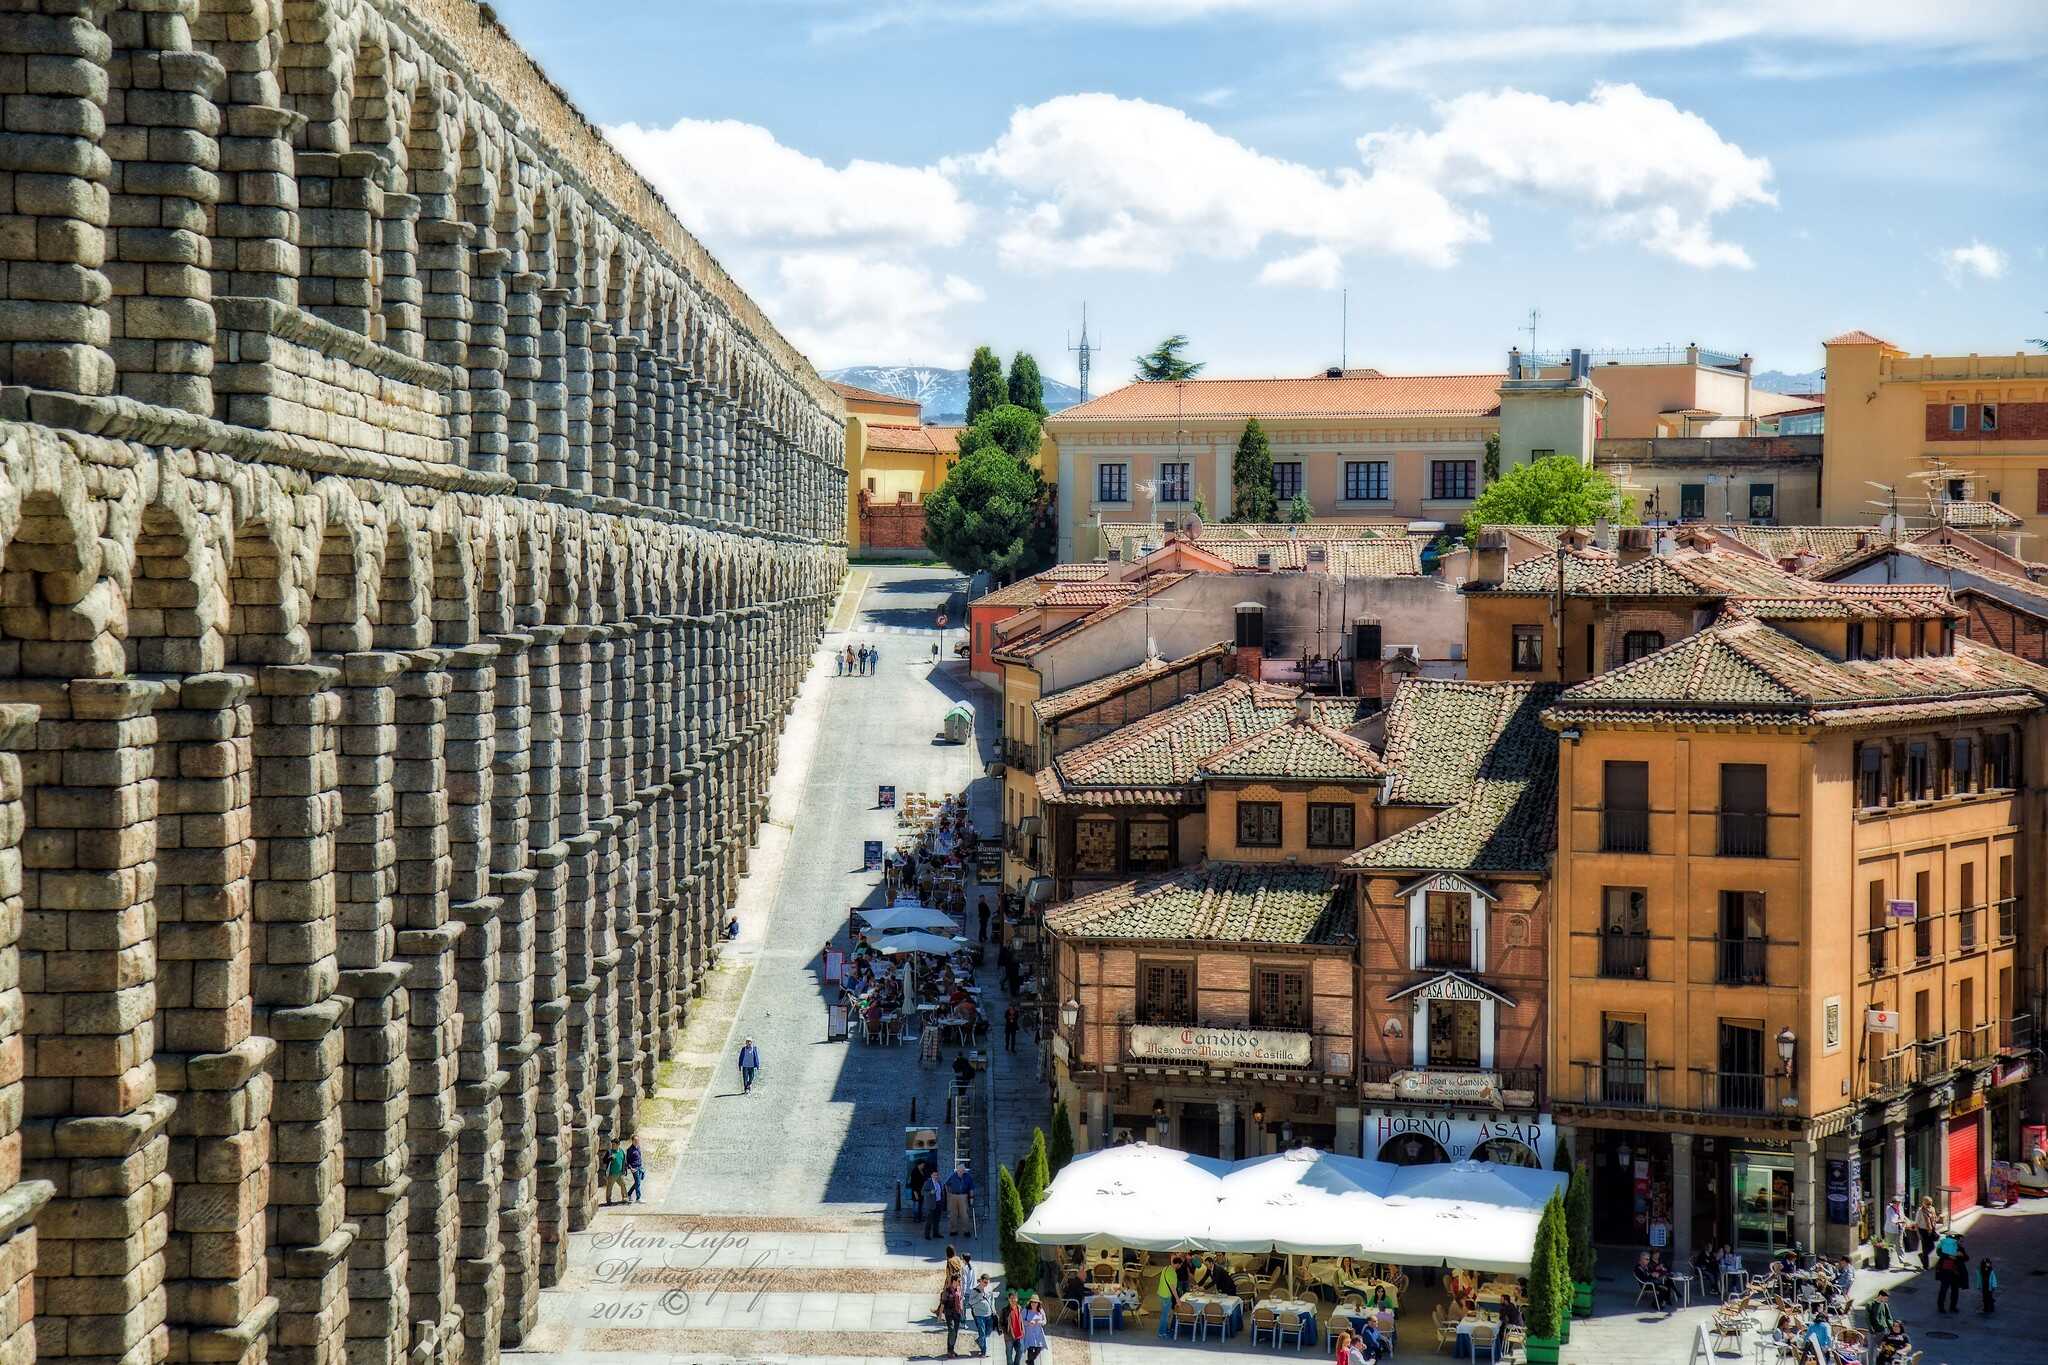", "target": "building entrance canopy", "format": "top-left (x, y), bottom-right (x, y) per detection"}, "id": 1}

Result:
top-left (1019, 1144), bottom-right (1565, 1274)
